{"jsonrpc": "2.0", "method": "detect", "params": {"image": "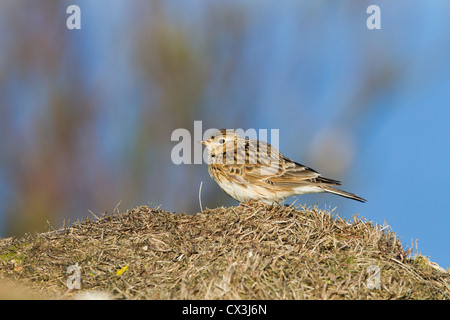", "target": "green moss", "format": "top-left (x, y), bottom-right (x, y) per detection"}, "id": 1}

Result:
top-left (0, 246), bottom-right (26, 265)
top-left (344, 255), bottom-right (356, 265)
top-left (413, 255), bottom-right (434, 273)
